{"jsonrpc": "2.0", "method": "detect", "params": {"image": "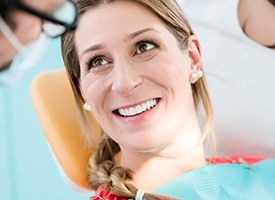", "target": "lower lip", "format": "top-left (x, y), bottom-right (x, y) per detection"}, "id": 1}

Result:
top-left (114, 99), bottom-right (161, 124)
